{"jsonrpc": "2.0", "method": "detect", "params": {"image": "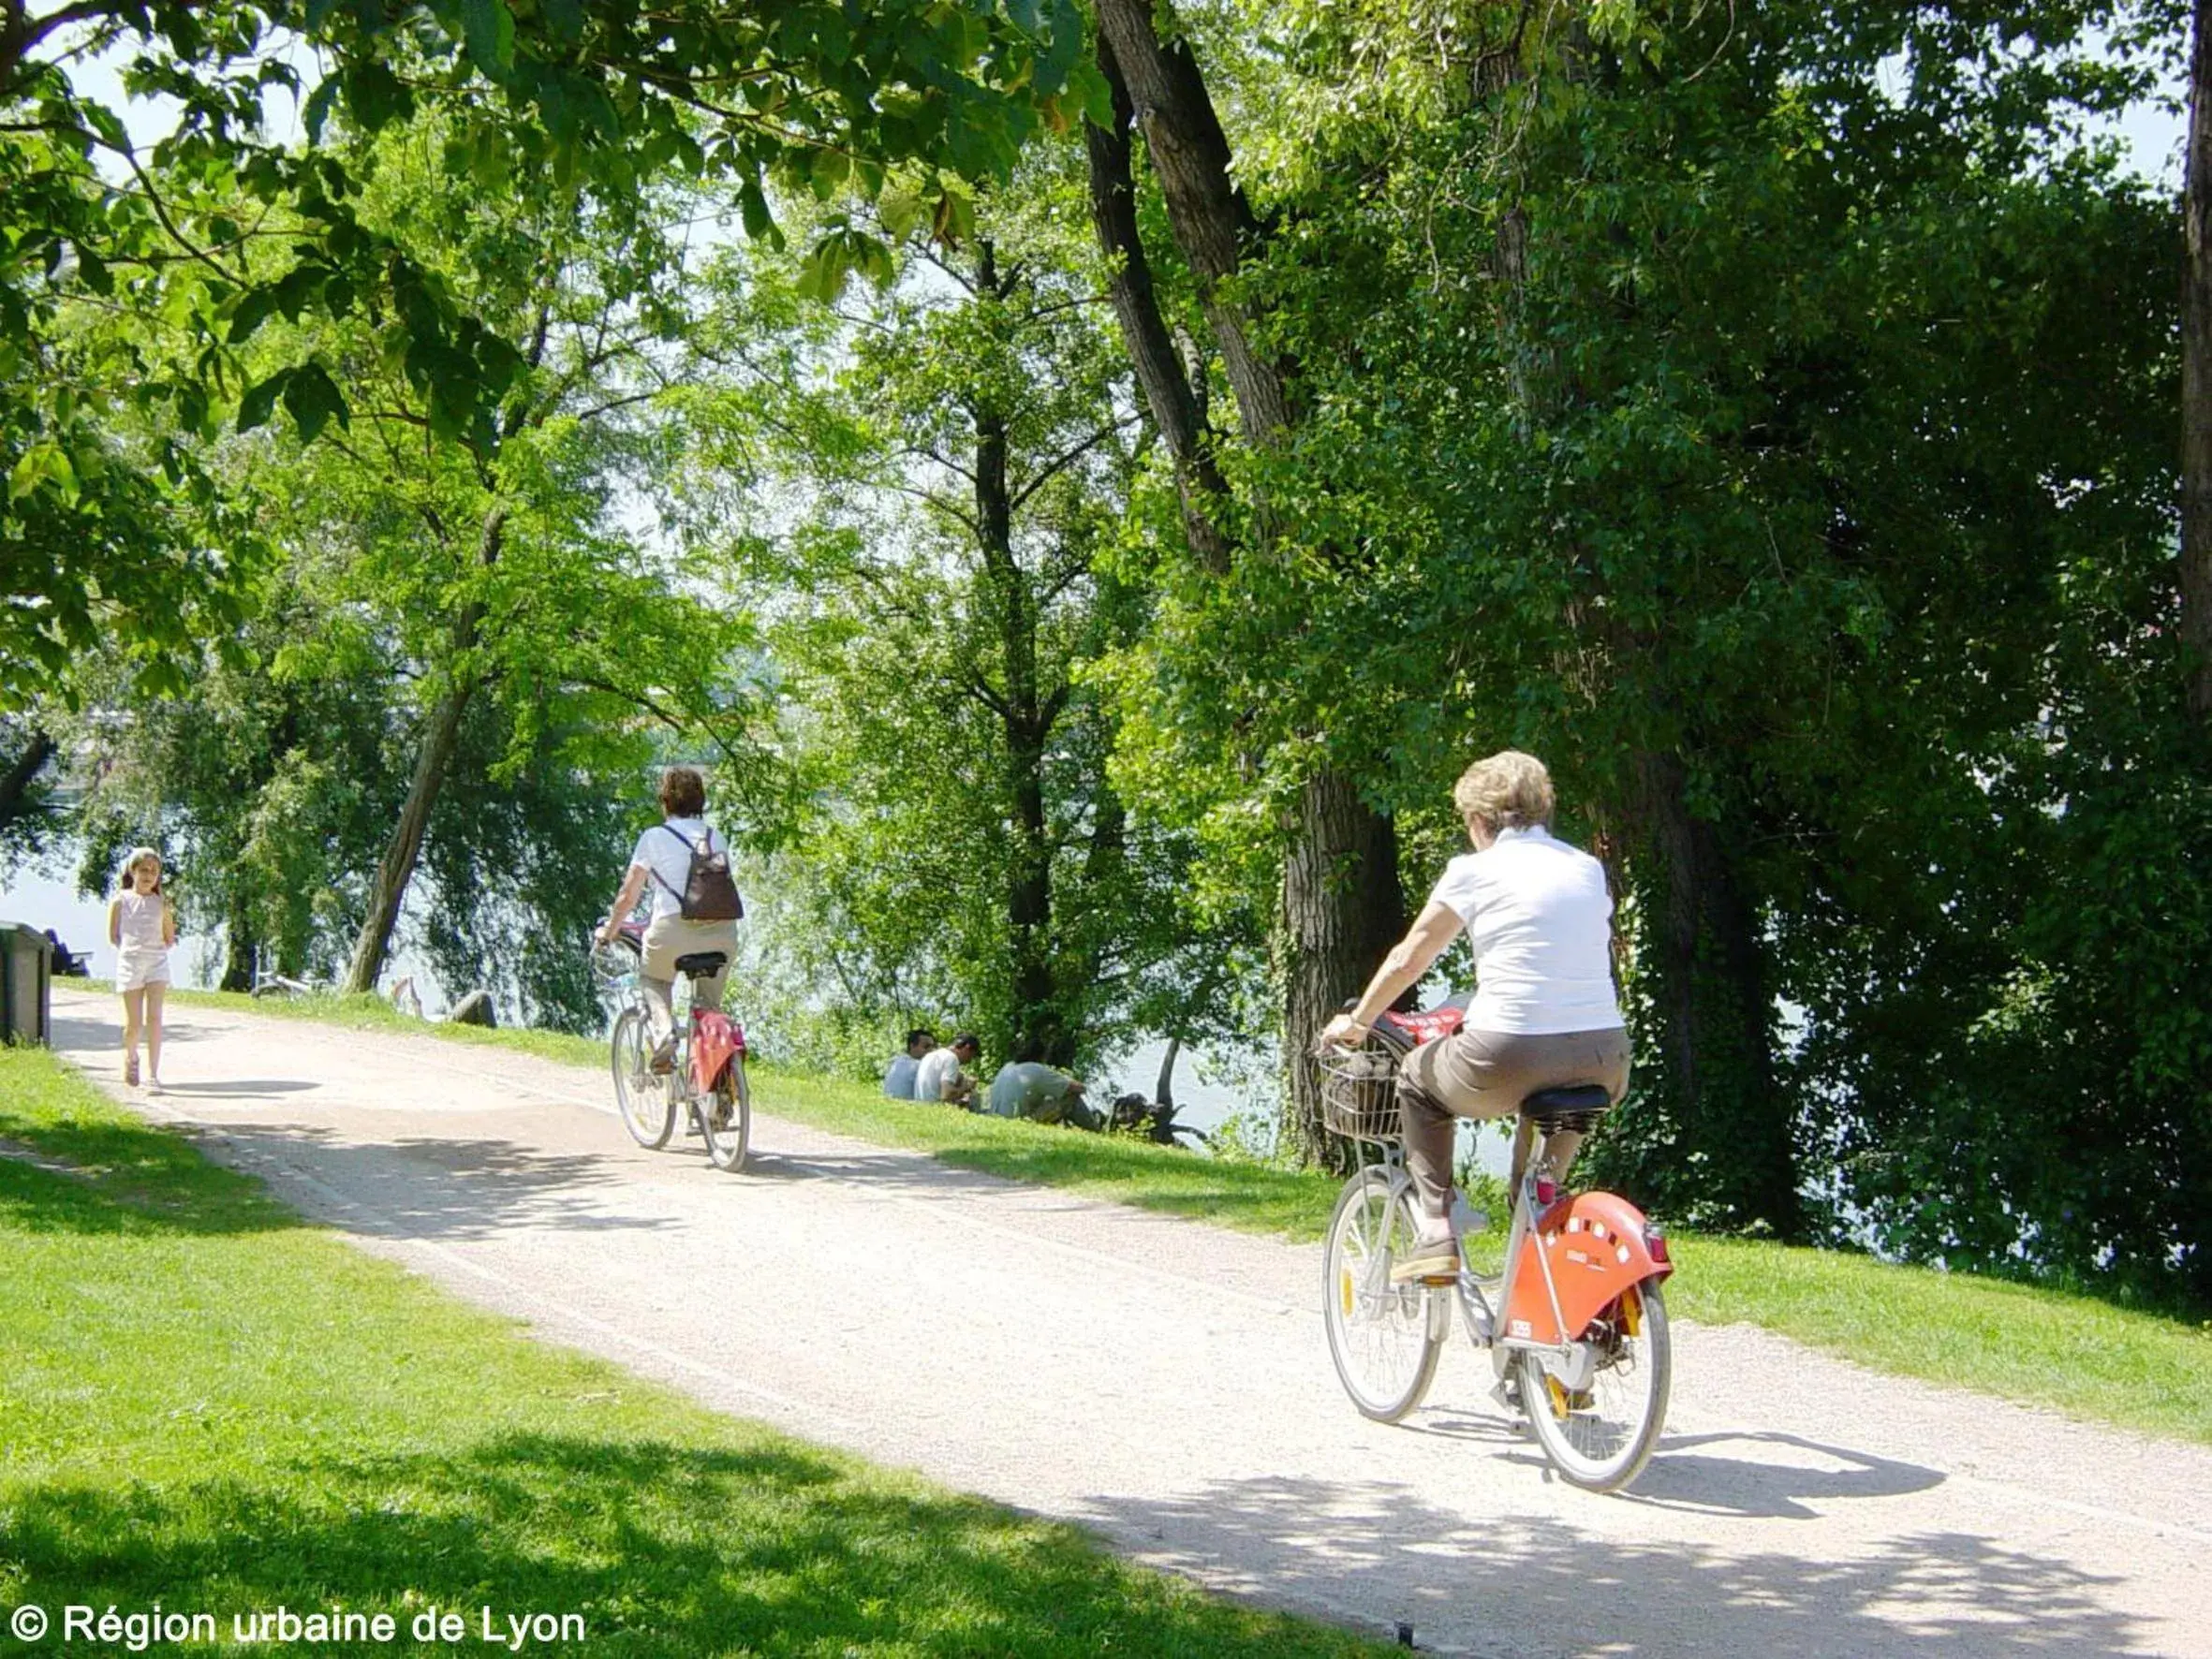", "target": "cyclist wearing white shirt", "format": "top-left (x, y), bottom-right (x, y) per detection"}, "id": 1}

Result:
top-left (596, 767), bottom-right (741, 1071)
top-left (1319, 750), bottom-right (1630, 1281)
